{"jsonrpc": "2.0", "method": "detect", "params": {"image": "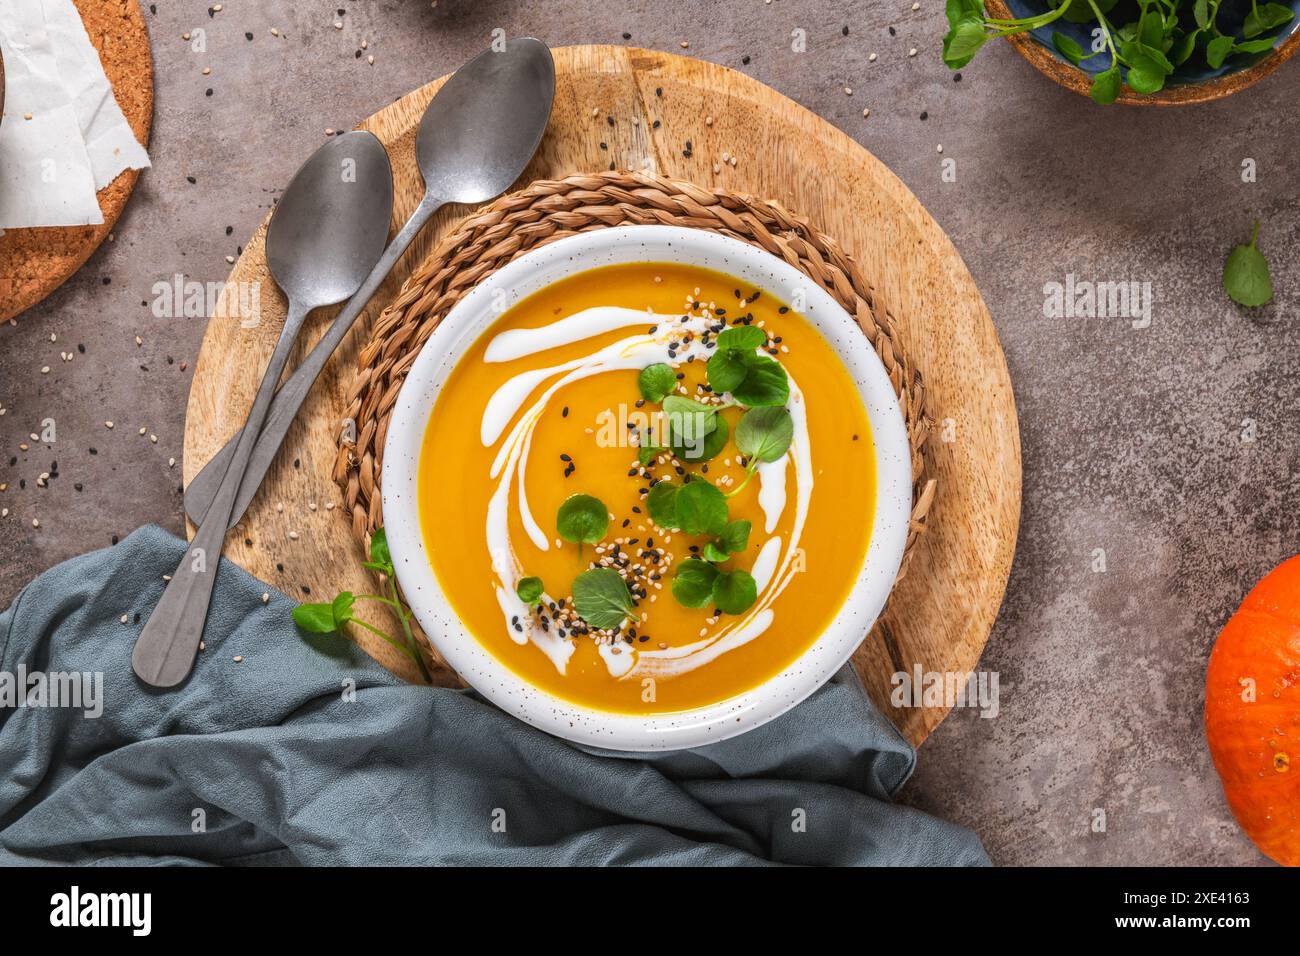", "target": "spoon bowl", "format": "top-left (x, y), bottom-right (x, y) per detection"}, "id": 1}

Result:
top-left (267, 130), bottom-right (394, 309)
top-left (416, 37), bottom-right (554, 205)
top-left (183, 40), bottom-right (556, 529)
